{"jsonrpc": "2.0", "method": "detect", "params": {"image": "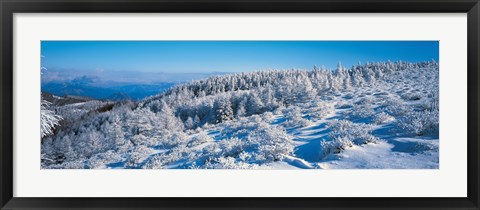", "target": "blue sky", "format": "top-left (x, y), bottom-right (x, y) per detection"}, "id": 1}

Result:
top-left (42, 41), bottom-right (438, 72)
top-left (41, 41), bottom-right (438, 84)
